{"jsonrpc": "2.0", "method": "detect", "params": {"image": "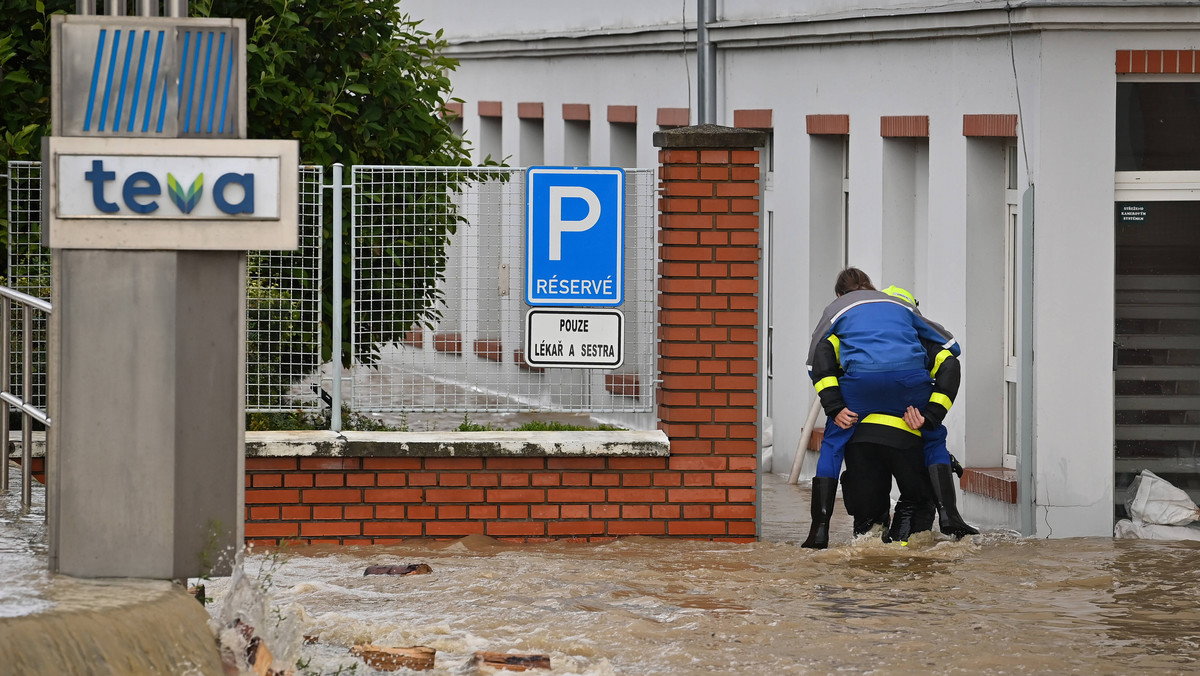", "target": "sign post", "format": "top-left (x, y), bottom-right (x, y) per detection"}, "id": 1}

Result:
top-left (44, 10), bottom-right (297, 579)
